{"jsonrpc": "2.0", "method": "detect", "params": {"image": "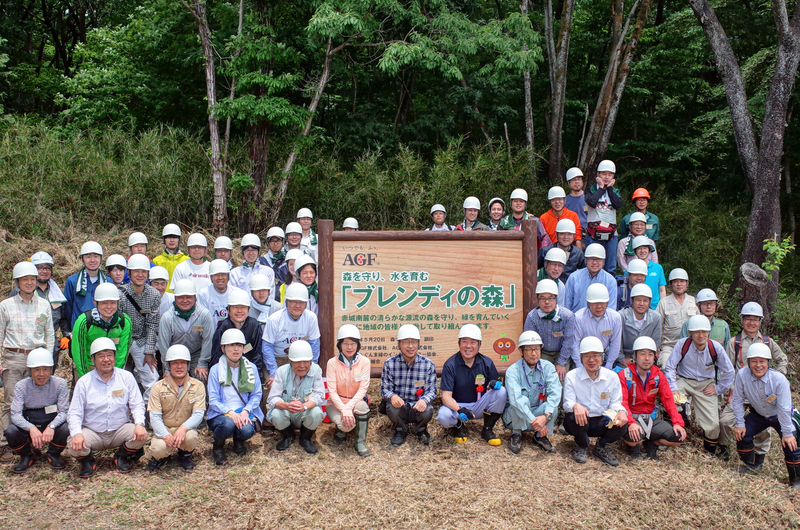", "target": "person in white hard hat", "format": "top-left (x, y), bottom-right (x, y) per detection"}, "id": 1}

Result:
top-left (379, 324), bottom-right (437, 446)
top-left (148, 266), bottom-right (174, 321)
top-left (656, 268), bottom-right (698, 368)
top-left (230, 234), bottom-right (275, 294)
top-left (261, 282), bottom-right (321, 383)
top-left (679, 288), bottom-right (730, 348)
top-left (524, 279), bottom-right (576, 378)
top-left (104, 254), bottom-right (127, 287)
top-left (207, 328), bottom-right (264, 465)
top-left (197, 259), bottom-right (247, 328)
top-left (616, 212), bottom-right (659, 273)
top-left (498, 188), bottom-right (552, 249)
top-left (296, 208), bottom-right (318, 258)
top-left (619, 337), bottom-right (686, 460)
top-left (342, 217), bottom-right (359, 231)
top-left (64, 241), bottom-right (109, 327)
top-left (425, 204), bottom-right (454, 231)
top-left (267, 340), bottom-right (325, 455)
top-left (146, 344), bottom-right (206, 472)
top-left (123, 232), bottom-right (154, 284)
top-left (617, 258), bottom-right (647, 310)
top-left (213, 236), bottom-right (233, 269)
top-left (119, 254), bottom-right (162, 402)
top-left (619, 188), bottom-right (659, 242)
top-left (67, 337), bottom-right (147, 478)
top-left (248, 274), bottom-right (280, 326)
top-left (718, 302), bottom-right (788, 463)
top-left (293, 255), bottom-right (318, 315)
top-left (210, 290), bottom-right (264, 376)
top-left (563, 336), bottom-right (628, 466)
top-left (732, 343), bottom-right (800, 487)
top-left (564, 167), bottom-right (588, 241)
top-left (503, 331), bottom-right (562, 455)
top-left (457, 196), bottom-right (488, 231)
top-left (3, 348), bottom-right (70, 474)
top-left (664, 314), bottom-right (734, 456)
top-left (537, 247), bottom-right (568, 301)
top-left (540, 186), bottom-right (583, 248)
top-left (562, 243), bottom-right (618, 313)
top-left (568, 284), bottom-right (622, 371)
top-left (277, 226), bottom-right (309, 284)
top-left (70, 282), bottom-right (131, 380)
top-left (618, 284), bottom-right (662, 368)
top-left (436, 324), bottom-right (507, 445)
top-left (326, 325), bottom-right (372, 457)
top-left (486, 197), bottom-right (505, 230)
top-left (262, 226), bottom-right (287, 270)
top-left (628, 236), bottom-right (666, 309)
top-left (584, 160), bottom-right (622, 274)
top-left (153, 224), bottom-right (189, 284)
top-left (169, 233), bottom-right (212, 293)
top-left (537, 218), bottom-right (585, 280)
top-left (158, 279), bottom-right (214, 380)
top-left (275, 248), bottom-right (304, 303)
